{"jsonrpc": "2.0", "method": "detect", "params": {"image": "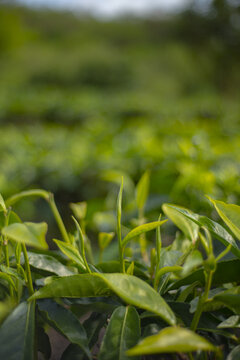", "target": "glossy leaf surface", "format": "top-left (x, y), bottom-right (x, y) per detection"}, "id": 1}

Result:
top-left (30, 273), bottom-right (176, 325)
top-left (38, 299), bottom-right (91, 359)
top-left (208, 197), bottom-right (240, 242)
top-left (0, 301), bottom-right (35, 360)
top-left (2, 222), bottom-right (48, 249)
top-left (127, 327), bottom-right (216, 355)
top-left (162, 204), bottom-right (199, 243)
top-left (99, 306), bottom-right (140, 360)
top-left (25, 251), bottom-right (74, 276)
top-left (162, 204), bottom-right (240, 258)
